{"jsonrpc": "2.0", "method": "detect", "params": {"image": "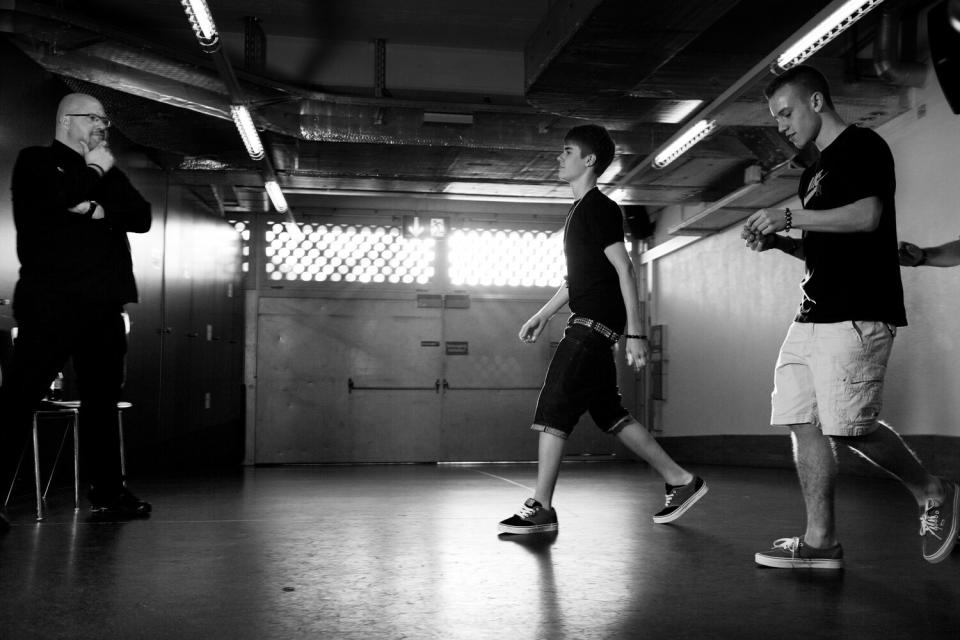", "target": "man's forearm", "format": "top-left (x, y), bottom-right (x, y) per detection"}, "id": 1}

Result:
top-left (12, 152), bottom-right (102, 219)
top-left (922, 240), bottom-right (960, 267)
top-left (97, 170), bottom-right (152, 233)
top-left (537, 285), bottom-right (570, 319)
top-left (775, 234), bottom-right (804, 260)
top-left (791, 197), bottom-right (881, 233)
top-left (618, 263), bottom-right (643, 335)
